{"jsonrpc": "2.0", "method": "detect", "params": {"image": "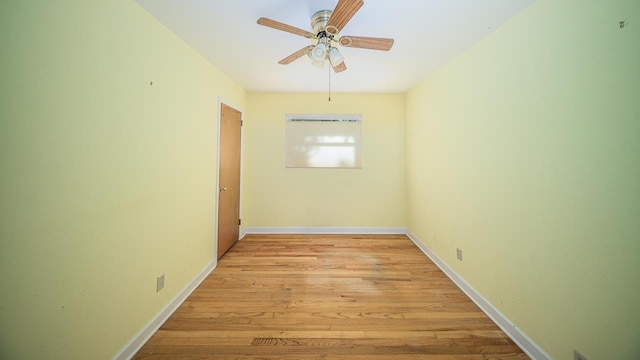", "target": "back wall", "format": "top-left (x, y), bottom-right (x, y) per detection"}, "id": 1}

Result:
top-left (243, 93), bottom-right (405, 230)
